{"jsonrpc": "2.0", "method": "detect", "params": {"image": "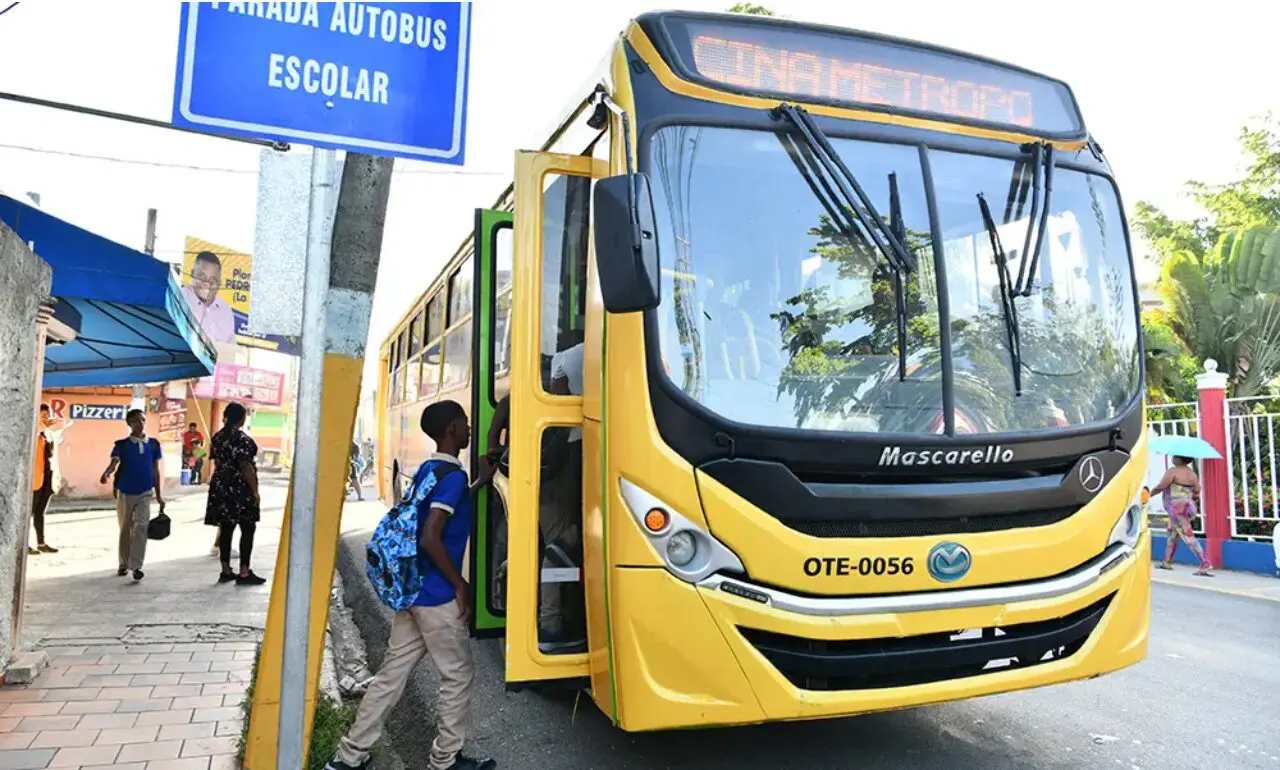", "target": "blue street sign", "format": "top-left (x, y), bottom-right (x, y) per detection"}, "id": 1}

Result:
top-left (172, 2), bottom-right (470, 163)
